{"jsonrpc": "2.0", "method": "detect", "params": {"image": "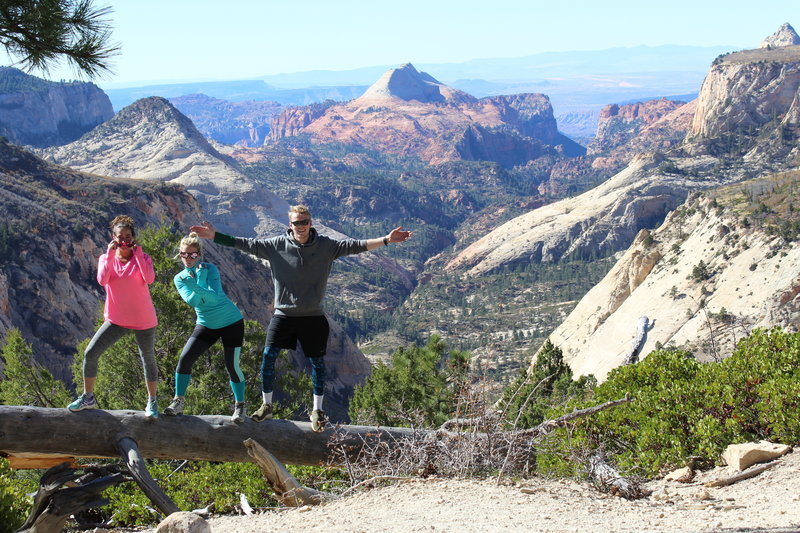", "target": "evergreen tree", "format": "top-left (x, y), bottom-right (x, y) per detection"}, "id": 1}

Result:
top-left (0, 328), bottom-right (71, 407)
top-left (0, 0), bottom-right (119, 78)
top-left (348, 335), bottom-right (470, 427)
top-left (500, 339), bottom-right (595, 429)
